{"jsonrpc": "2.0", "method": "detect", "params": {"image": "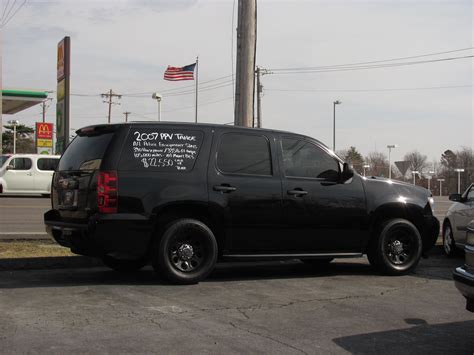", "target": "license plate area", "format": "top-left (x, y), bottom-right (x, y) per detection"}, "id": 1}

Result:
top-left (58, 190), bottom-right (78, 210)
